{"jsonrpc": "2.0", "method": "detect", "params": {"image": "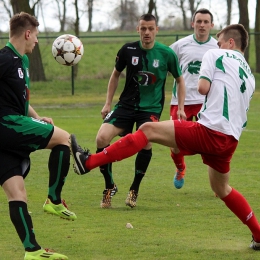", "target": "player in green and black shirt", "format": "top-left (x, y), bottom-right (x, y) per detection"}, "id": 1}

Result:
top-left (96, 13), bottom-right (186, 208)
top-left (0, 12), bottom-right (74, 260)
